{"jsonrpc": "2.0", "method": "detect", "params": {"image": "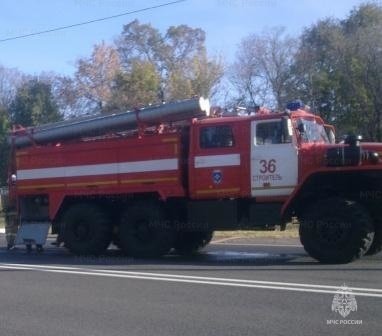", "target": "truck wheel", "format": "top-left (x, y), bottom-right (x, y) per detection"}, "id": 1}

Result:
top-left (299, 198), bottom-right (374, 264)
top-left (365, 224), bottom-right (382, 255)
top-left (63, 203), bottom-right (112, 256)
top-left (173, 231), bottom-right (213, 256)
top-left (118, 203), bottom-right (173, 258)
